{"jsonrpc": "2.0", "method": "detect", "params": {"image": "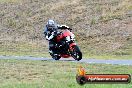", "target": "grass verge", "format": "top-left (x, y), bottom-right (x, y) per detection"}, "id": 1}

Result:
top-left (0, 59), bottom-right (132, 88)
